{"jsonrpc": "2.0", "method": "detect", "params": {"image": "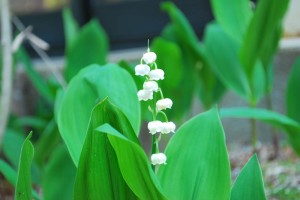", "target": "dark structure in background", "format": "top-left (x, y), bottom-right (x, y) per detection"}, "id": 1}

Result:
top-left (17, 0), bottom-right (213, 56)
